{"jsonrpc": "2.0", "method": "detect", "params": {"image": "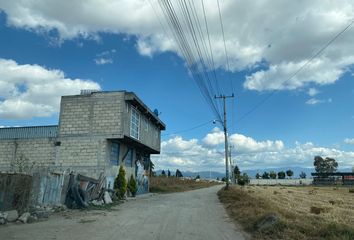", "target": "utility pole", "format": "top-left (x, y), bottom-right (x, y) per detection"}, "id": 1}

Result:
top-left (215, 94), bottom-right (234, 189)
top-left (229, 145), bottom-right (234, 184)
